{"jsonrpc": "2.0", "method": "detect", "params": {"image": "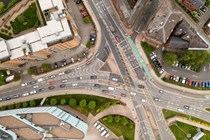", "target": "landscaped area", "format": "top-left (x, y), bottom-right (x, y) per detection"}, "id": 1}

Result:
top-left (170, 121), bottom-right (210, 140)
top-left (0, 0), bottom-right (20, 16)
top-left (11, 3), bottom-right (40, 34)
top-left (206, 108), bottom-right (210, 112)
top-left (100, 115), bottom-right (135, 140)
top-left (141, 42), bottom-right (160, 76)
top-left (163, 50), bottom-right (210, 72)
